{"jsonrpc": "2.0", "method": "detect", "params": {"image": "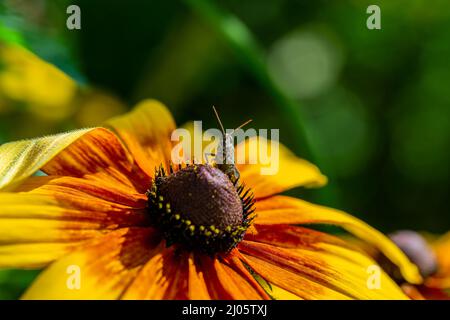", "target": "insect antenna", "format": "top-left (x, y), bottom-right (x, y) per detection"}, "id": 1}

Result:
top-left (231, 119), bottom-right (253, 136)
top-left (212, 106), bottom-right (226, 134)
top-left (213, 106), bottom-right (253, 136)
